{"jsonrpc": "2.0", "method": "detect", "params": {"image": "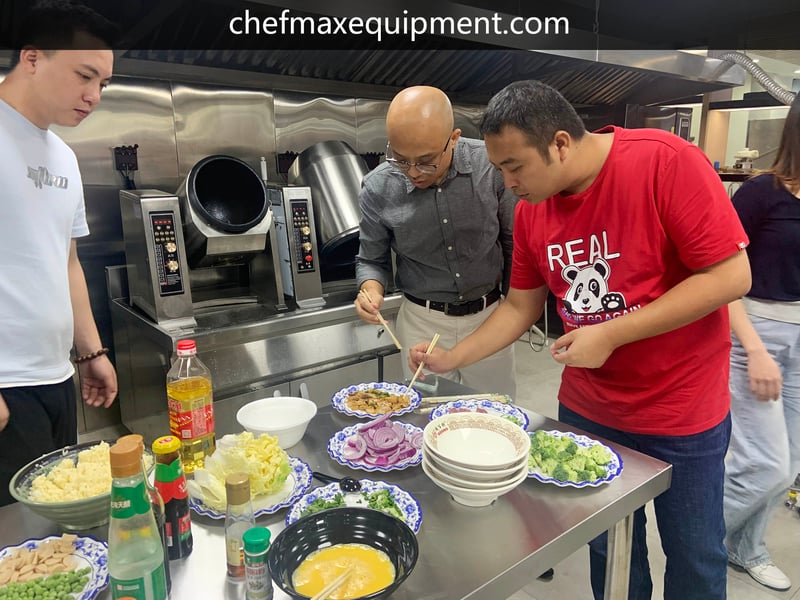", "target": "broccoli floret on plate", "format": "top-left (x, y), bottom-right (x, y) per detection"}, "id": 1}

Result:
top-left (552, 464), bottom-right (577, 482)
top-left (528, 431), bottom-right (614, 483)
top-left (567, 455), bottom-right (587, 472)
top-left (587, 444), bottom-right (613, 465)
